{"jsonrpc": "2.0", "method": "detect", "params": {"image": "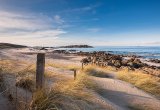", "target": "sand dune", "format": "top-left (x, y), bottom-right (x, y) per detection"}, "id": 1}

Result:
top-left (0, 48), bottom-right (160, 110)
